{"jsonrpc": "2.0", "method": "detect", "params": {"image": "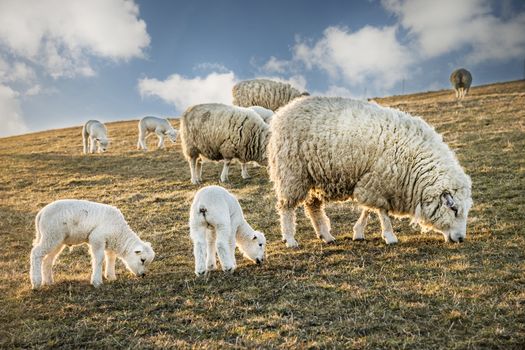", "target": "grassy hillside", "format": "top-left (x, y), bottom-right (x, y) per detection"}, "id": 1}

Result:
top-left (1, 80), bottom-right (524, 349)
